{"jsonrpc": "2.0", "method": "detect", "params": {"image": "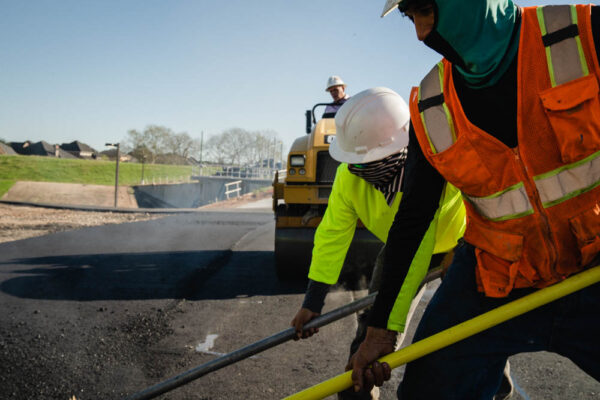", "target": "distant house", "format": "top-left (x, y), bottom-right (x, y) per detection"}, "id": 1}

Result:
top-left (9, 141), bottom-right (29, 155)
top-left (0, 142), bottom-right (16, 155)
top-left (99, 148), bottom-right (117, 160)
top-left (122, 154), bottom-right (138, 163)
top-left (100, 148), bottom-right (136, 163)
top-left (60, 141), bottom-right (98, 159)
top-left (10, 140), bottom-right (77, 158)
